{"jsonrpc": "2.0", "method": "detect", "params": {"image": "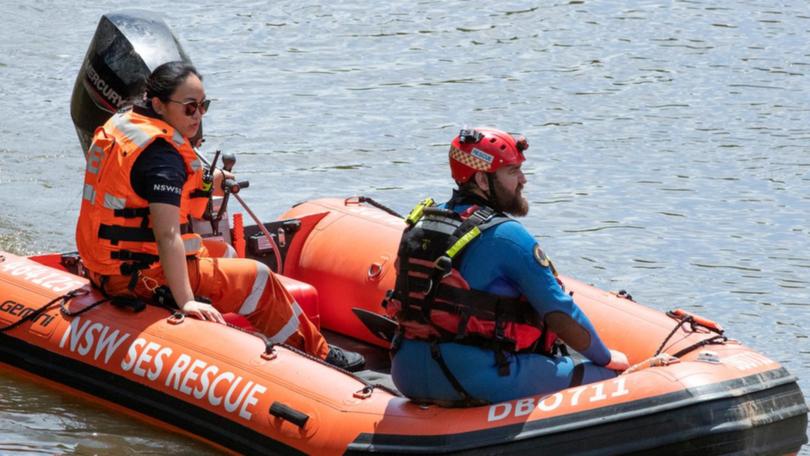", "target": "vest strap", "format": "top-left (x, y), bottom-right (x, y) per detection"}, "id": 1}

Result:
top-left (112, 250), bottom-right (160, 279)
top-left (113, 207), bottom-right (150, 218)
top-left (99, 224), bottom-right (156, 243)
top-left (111, 250), bottom-right (160, 262)
top-left (119, 261), bottom-right (157, 277)
top-left (113, 251), bottom-right (160, 277)
top-left (398, 284), bottom-right (530, 323)
top-left (99, 223), bottom-right (193, 244)
top-left (189, 188), bottom-right (211, 199)
top-left (430, 342), bottom-right (489, 407)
